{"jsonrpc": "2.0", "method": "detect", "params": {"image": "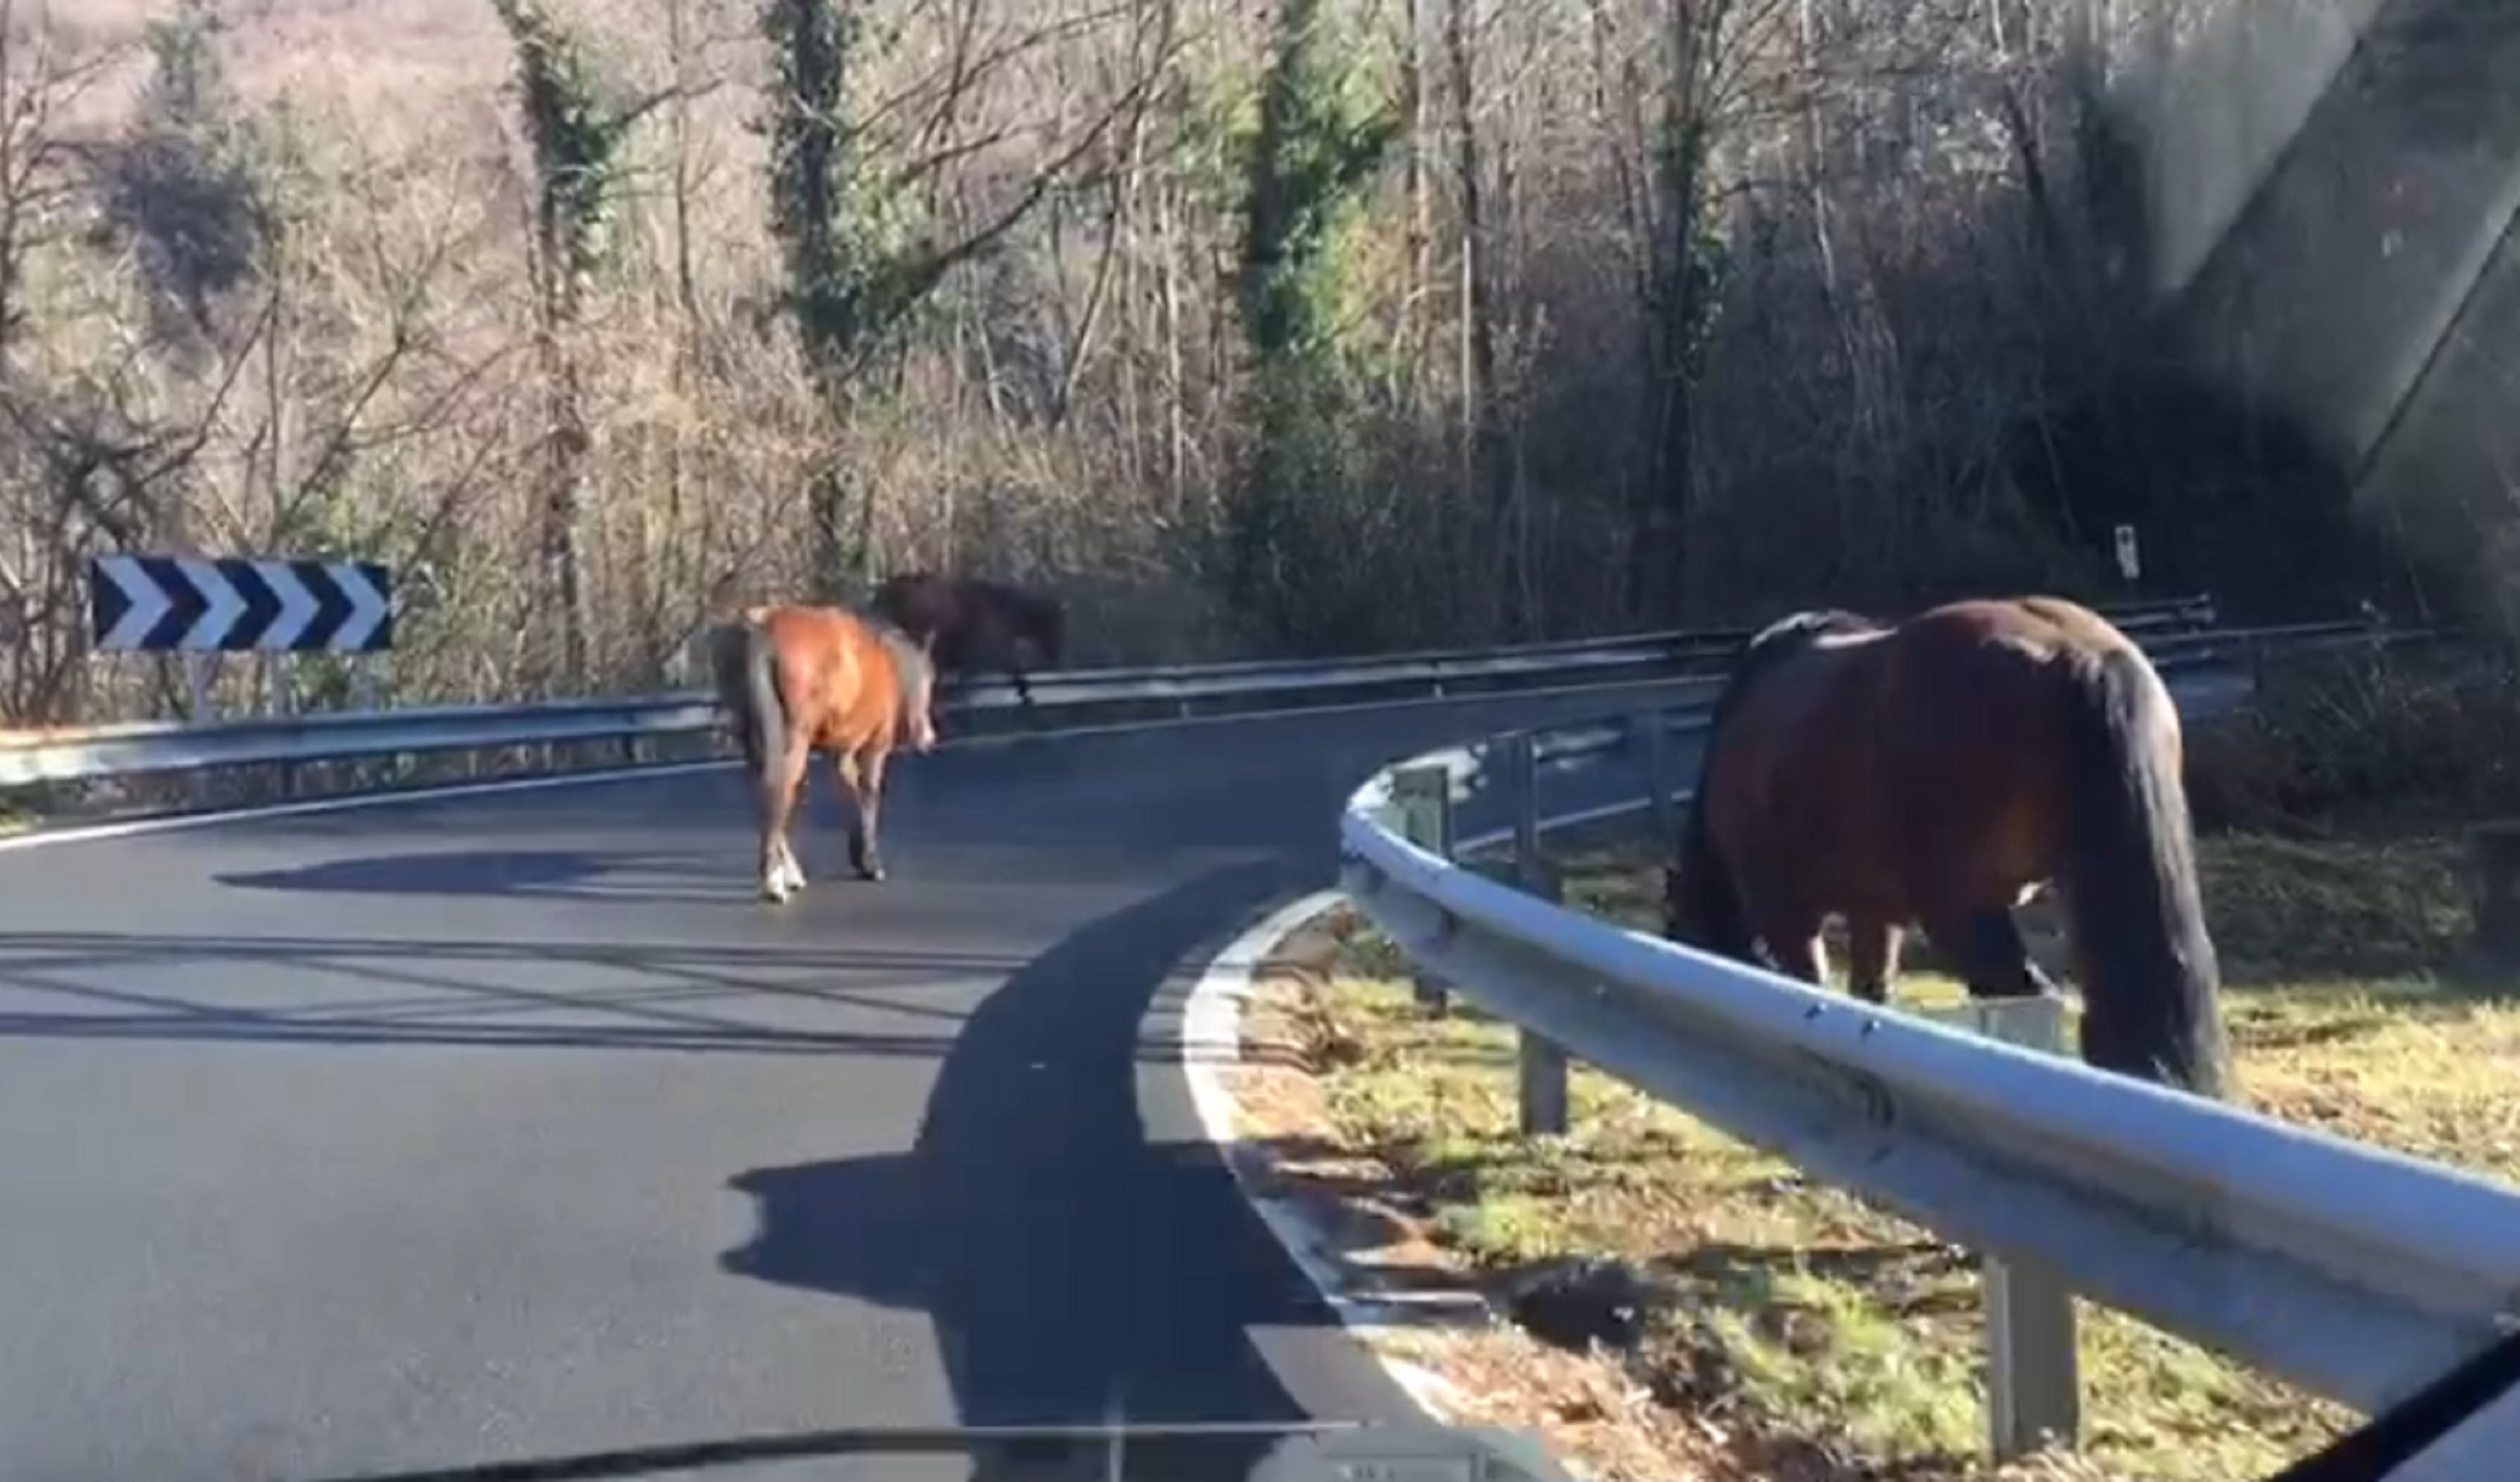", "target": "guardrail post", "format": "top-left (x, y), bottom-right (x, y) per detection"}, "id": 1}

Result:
top-left (1932, 993), bottom-right (2081, 1462)
top-left (1384, 763), bottom-right (1456, 1017)
top-left (1633, 710), bottom-right (1677, 847)
top-left (1505, 733), bottom-right (1570, 1136)
top-left (268, 655), bottom-right (298, 801)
